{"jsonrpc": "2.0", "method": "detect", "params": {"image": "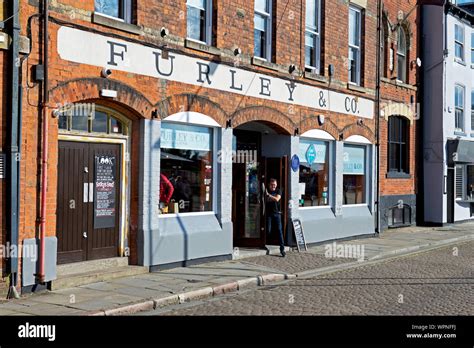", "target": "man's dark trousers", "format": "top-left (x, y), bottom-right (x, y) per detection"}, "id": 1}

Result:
top-left (267, 212), bottom-right (284, 253)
